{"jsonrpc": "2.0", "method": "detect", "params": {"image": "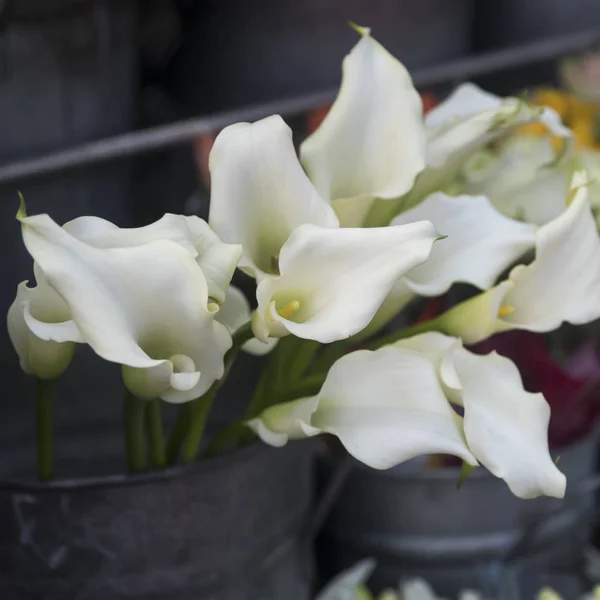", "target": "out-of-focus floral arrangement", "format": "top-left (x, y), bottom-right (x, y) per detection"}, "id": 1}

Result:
top-left (316, 560), bottom-right (600, 600)
top-left (10, 25), bottom-right (600, 504)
